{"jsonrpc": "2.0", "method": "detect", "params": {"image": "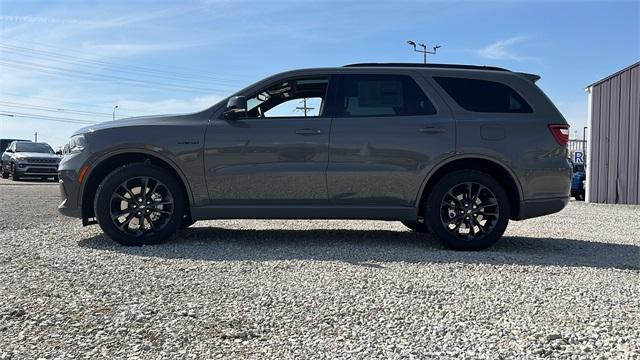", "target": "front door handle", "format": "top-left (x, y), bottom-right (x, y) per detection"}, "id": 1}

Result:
top-left (295, 128), bottom-right (322, 136)
top-left (419, 127), bottom-right (446, 134)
